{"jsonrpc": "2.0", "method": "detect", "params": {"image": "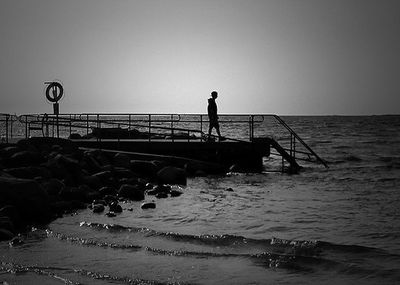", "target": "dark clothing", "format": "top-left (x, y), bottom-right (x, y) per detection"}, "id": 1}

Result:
top-left (207, 97), bottom-right (221, 138)
top-left (208, 98), bottom-right (218, 122)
